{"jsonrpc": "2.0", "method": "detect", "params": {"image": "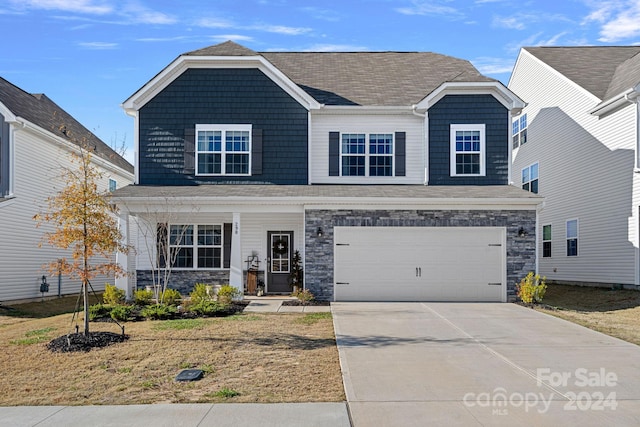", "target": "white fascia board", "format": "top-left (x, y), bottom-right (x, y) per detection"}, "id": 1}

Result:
top-left (315, 105), bottom-right (414, 115)
top-left (122, 55), bottom-right (321, 114)
top-left (115, 195), bottom-right (543, 214)
top-left (16, 117), bottom-right (135, 180)
top-left (0, 101), bottom-right (17, 123)
top-left (415, 81), bottom-right (527, 115)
